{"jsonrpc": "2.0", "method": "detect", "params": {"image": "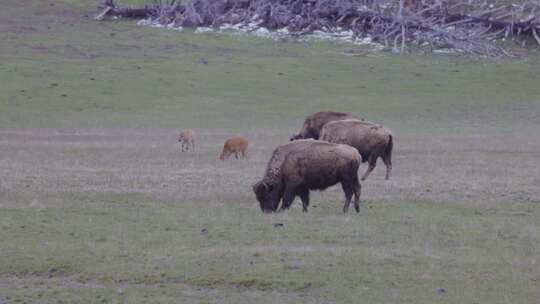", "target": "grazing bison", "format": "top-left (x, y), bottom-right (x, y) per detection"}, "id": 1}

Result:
top-left (253, 140), bottom-right (361, 213)
top-left (320, 119), bottom-right (393, 181)
top-left (220, 137), bottom-right (249, 160)
top-left (178, 129), bottom-right (195, 152)
top-left (290, 111), bottom-right (362, 141)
